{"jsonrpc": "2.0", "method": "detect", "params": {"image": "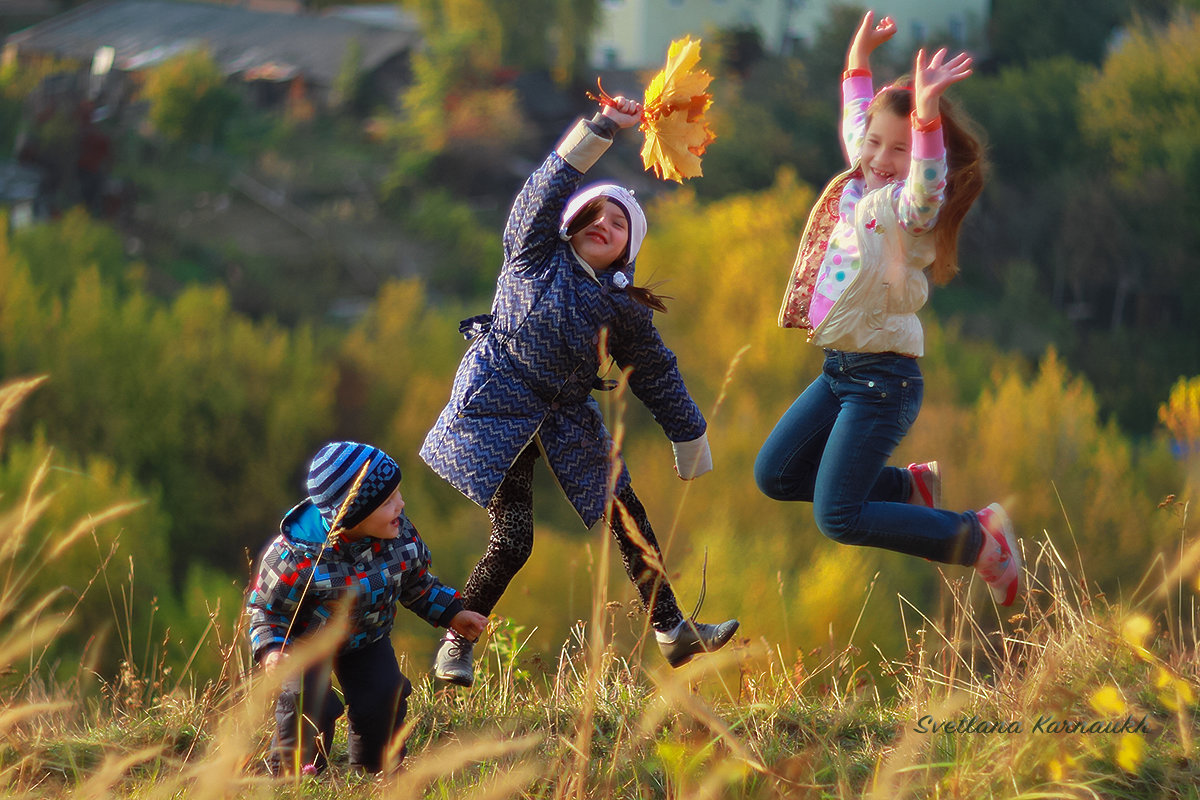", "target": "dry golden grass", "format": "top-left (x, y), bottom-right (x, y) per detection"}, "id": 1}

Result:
top-left (0, 366), bottom-right (1197, 799)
